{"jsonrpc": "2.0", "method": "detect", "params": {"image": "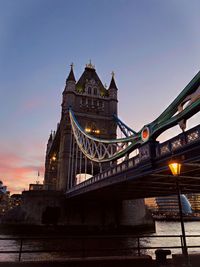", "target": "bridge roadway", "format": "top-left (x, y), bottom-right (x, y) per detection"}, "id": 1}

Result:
top-left (66, 124), bottom-right (200, 201)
